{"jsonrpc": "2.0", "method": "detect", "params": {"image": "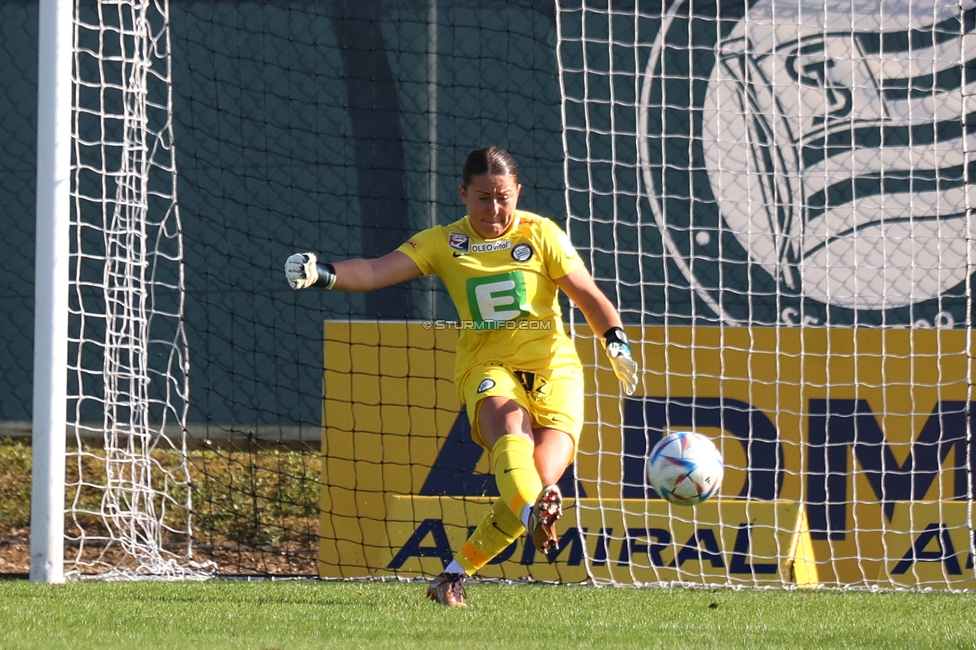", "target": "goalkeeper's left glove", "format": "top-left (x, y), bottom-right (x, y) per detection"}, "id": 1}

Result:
top-left (602, 327), bottom-right (639, 395)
